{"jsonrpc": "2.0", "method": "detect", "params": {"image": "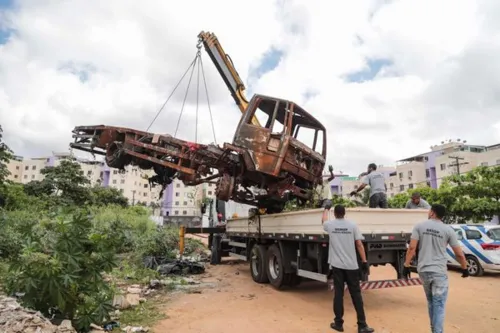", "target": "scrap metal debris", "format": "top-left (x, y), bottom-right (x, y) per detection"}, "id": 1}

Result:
top-left (143, 256), bottom-right (205, 276)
